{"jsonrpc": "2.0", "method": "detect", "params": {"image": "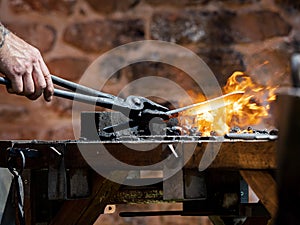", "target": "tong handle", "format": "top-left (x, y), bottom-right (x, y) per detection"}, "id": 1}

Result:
top-left (0, 75), bottom-right (119, 100)
top-left (0, 76), bottom-right (134, 113)
top-left (0, 76), bottom-right (9, 86)
top-left (51, 75), bottom-right (118, 100)
top-left (54, 89), bottom-right (132, 112)
top-left (291, 54), bottom-right (300, 88)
